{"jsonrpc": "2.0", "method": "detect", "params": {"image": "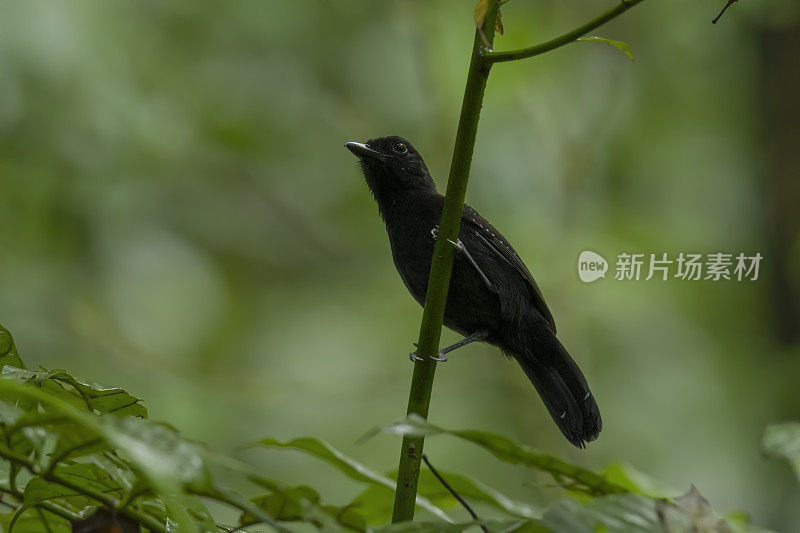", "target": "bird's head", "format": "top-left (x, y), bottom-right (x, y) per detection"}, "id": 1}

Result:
top-left (345, 136), bottom-right (437, 205)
